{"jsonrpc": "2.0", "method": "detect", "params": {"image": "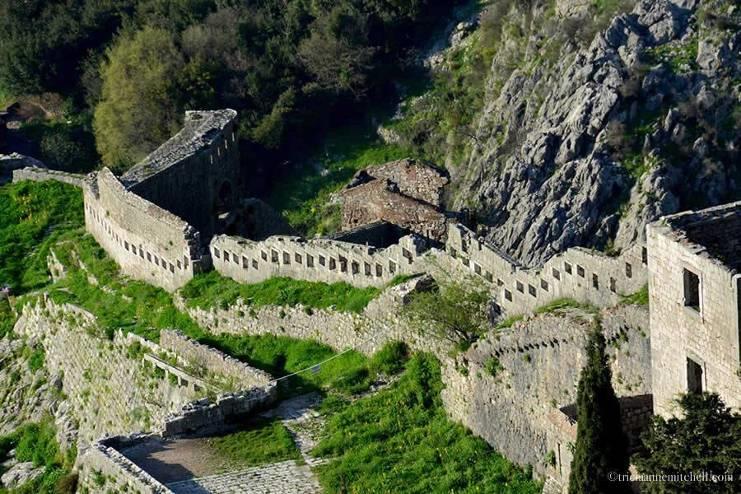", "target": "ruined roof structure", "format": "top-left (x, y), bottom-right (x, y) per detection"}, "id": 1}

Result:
top-left (340, 159), bottom-right (450, 241)
top-left (121, 109), bottom-right (238, 186)
top-left (661, 200), bottom-right (741, 272)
